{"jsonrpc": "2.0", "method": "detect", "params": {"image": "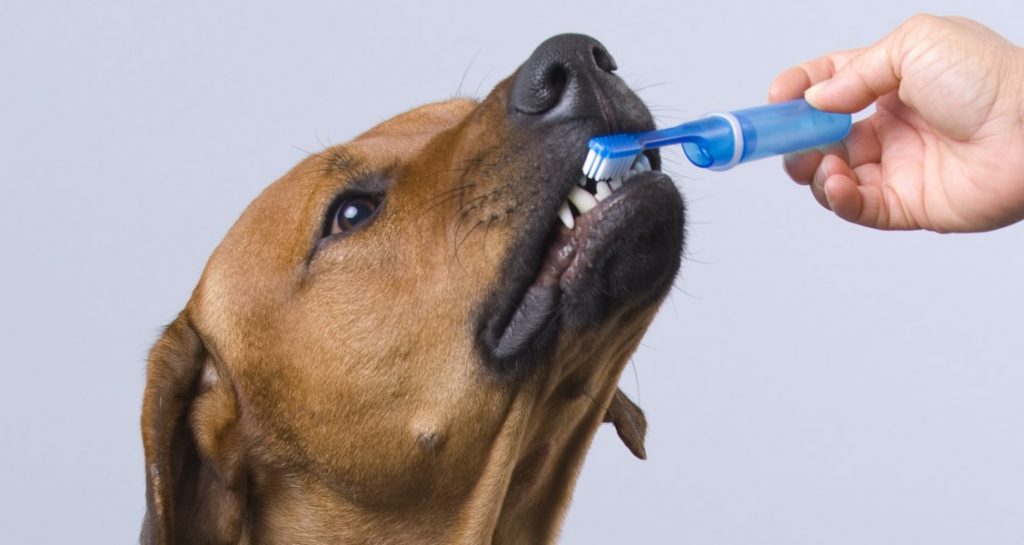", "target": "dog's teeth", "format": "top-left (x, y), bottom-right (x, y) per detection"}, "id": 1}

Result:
top-left (634, 154), bottom-right (651, 172)
top-left (558, 201), bottom-right (575, 230)
top-left (567, 154), bottom-right (648, 222)
top-left (568, 186), bottom-right (598, 214)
